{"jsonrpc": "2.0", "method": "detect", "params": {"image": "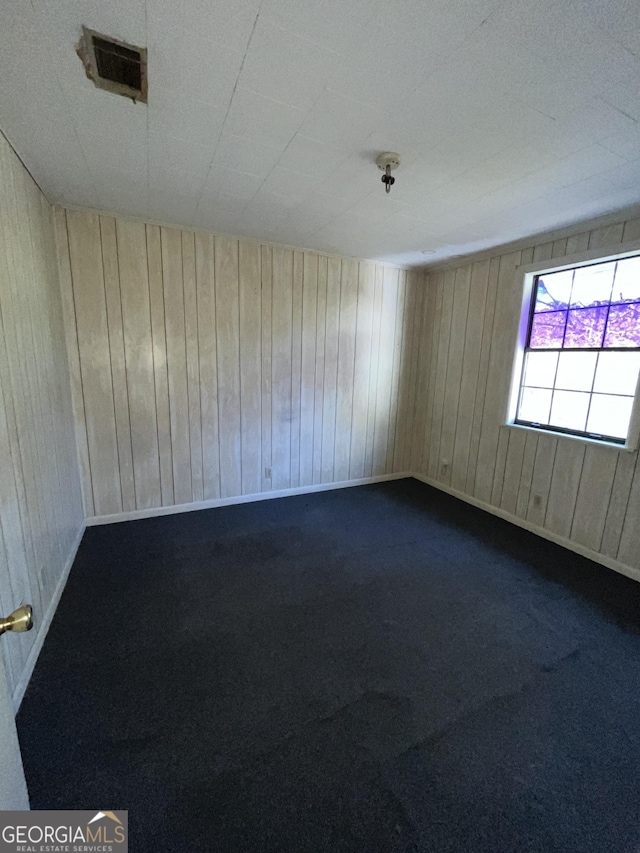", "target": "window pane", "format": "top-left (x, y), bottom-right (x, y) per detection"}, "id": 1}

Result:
top-left (518, 387), bottom-right (552, 424)
top-left (549, 390), bottom-right (590, 432)
top-left (555, 351), bottom-right (597, 391)
top-left (563, 306), bottom-right (607, 348)
top-left (611, 257), bottom-right (640, 304)
top-left (593, 351), bottom-right (640, 396)
top-left (570, 262), bottom-right (615, 308)
top-left (523, 351), bottom-right (558, 388)
top-left (534, 270), bottom-right (573, 312)
top-left (529, 310), bottom-right (566, 348)
top-left (518, 254), bottom-right (640, 444)
top-left (603, 302), bottom-right (640, 347)
top-left (586, 394), bottom-right (634, 439)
